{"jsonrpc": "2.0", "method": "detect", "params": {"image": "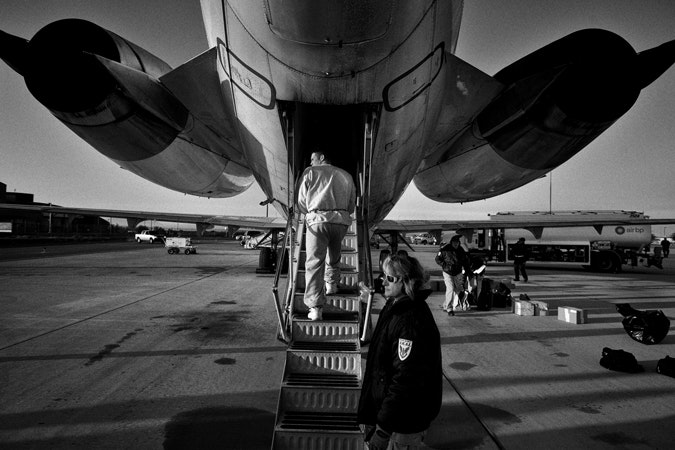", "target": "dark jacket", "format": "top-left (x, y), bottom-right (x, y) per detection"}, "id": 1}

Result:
top-left (357, 290), bottom-right (442, 434)
top-left (435, 242), bottom-right (471, 276)
top-left (512, 241), bottom-right (529, 263)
